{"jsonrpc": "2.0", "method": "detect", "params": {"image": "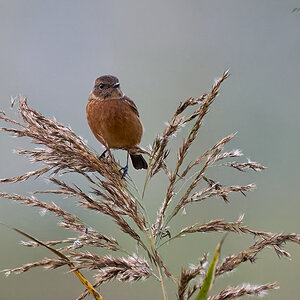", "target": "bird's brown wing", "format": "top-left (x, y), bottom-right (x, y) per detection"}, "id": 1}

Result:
top-left (123, 96), bottom-right (140, 117)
